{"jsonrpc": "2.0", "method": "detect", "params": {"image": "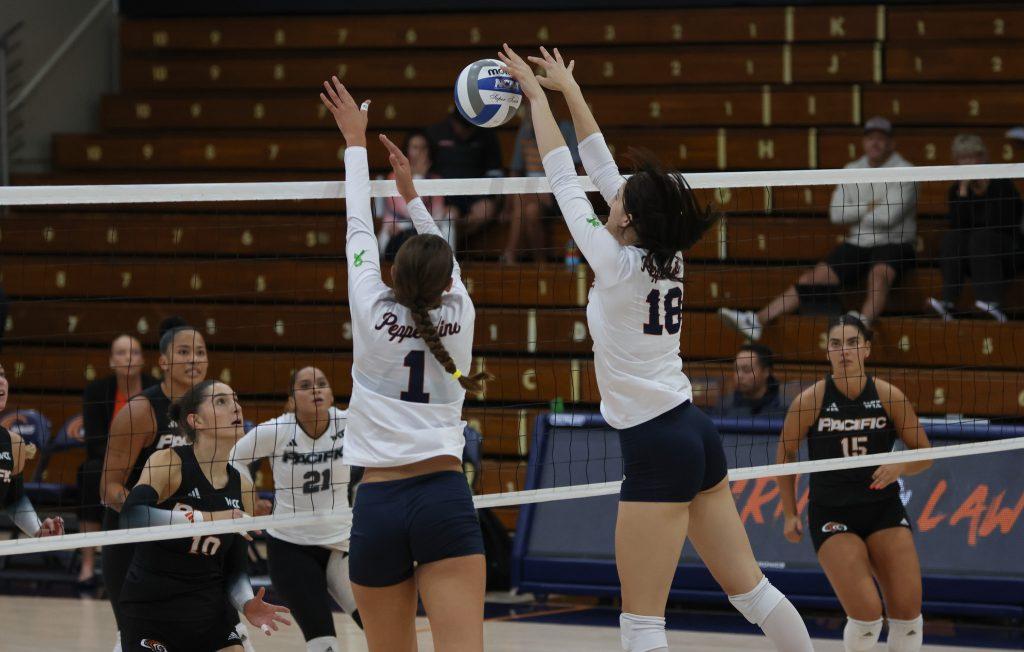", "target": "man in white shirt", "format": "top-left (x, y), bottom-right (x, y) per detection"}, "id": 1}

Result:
top-left (721, 117), bottom-right (918, 340)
